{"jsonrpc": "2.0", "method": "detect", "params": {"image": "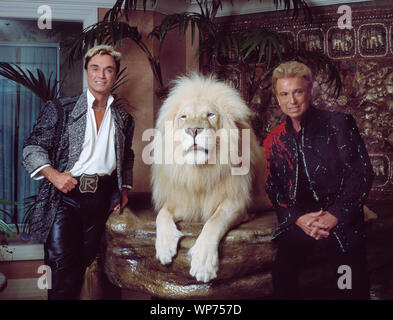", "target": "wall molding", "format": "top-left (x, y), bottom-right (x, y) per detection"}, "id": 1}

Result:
top-left (0, 0), bottom-right (374, 20)
top-left (0, 1), bottom-right (97, 28)
top-left (0, 243), bottom-right (44, 261)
